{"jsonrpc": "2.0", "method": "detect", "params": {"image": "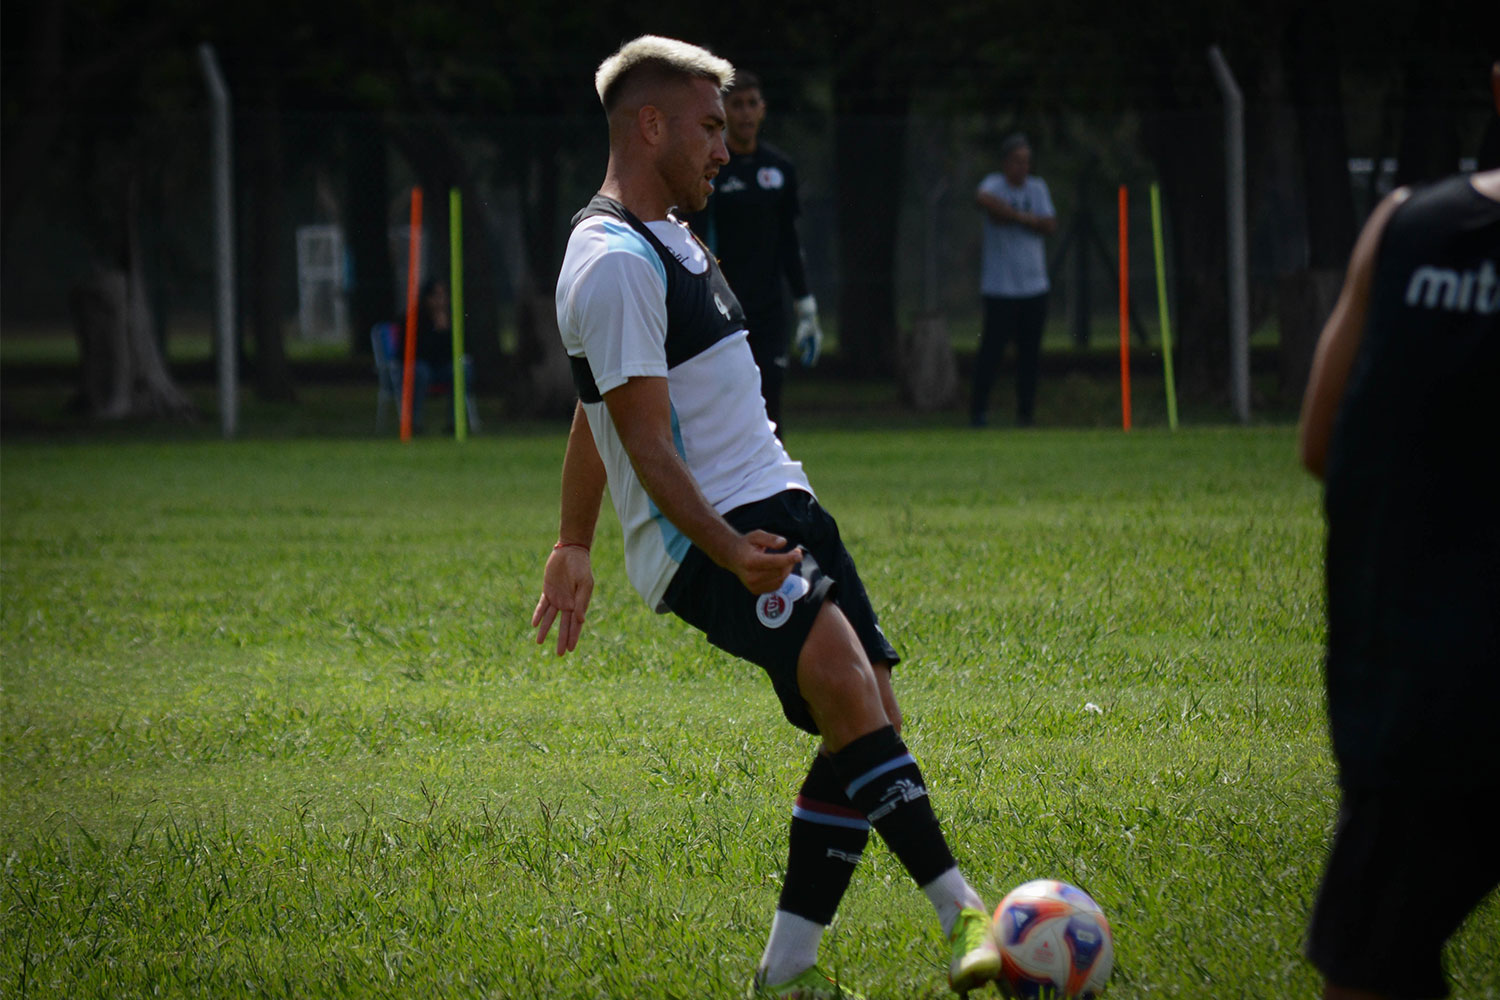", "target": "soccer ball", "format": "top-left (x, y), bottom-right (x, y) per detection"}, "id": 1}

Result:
top-left (991, 879), bottom-right (1114, 998)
